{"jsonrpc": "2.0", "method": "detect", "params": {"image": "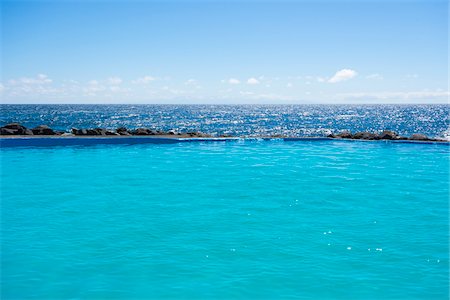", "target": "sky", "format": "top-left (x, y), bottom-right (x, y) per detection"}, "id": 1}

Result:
top-left (0, 0), bottom-right (448, 104)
